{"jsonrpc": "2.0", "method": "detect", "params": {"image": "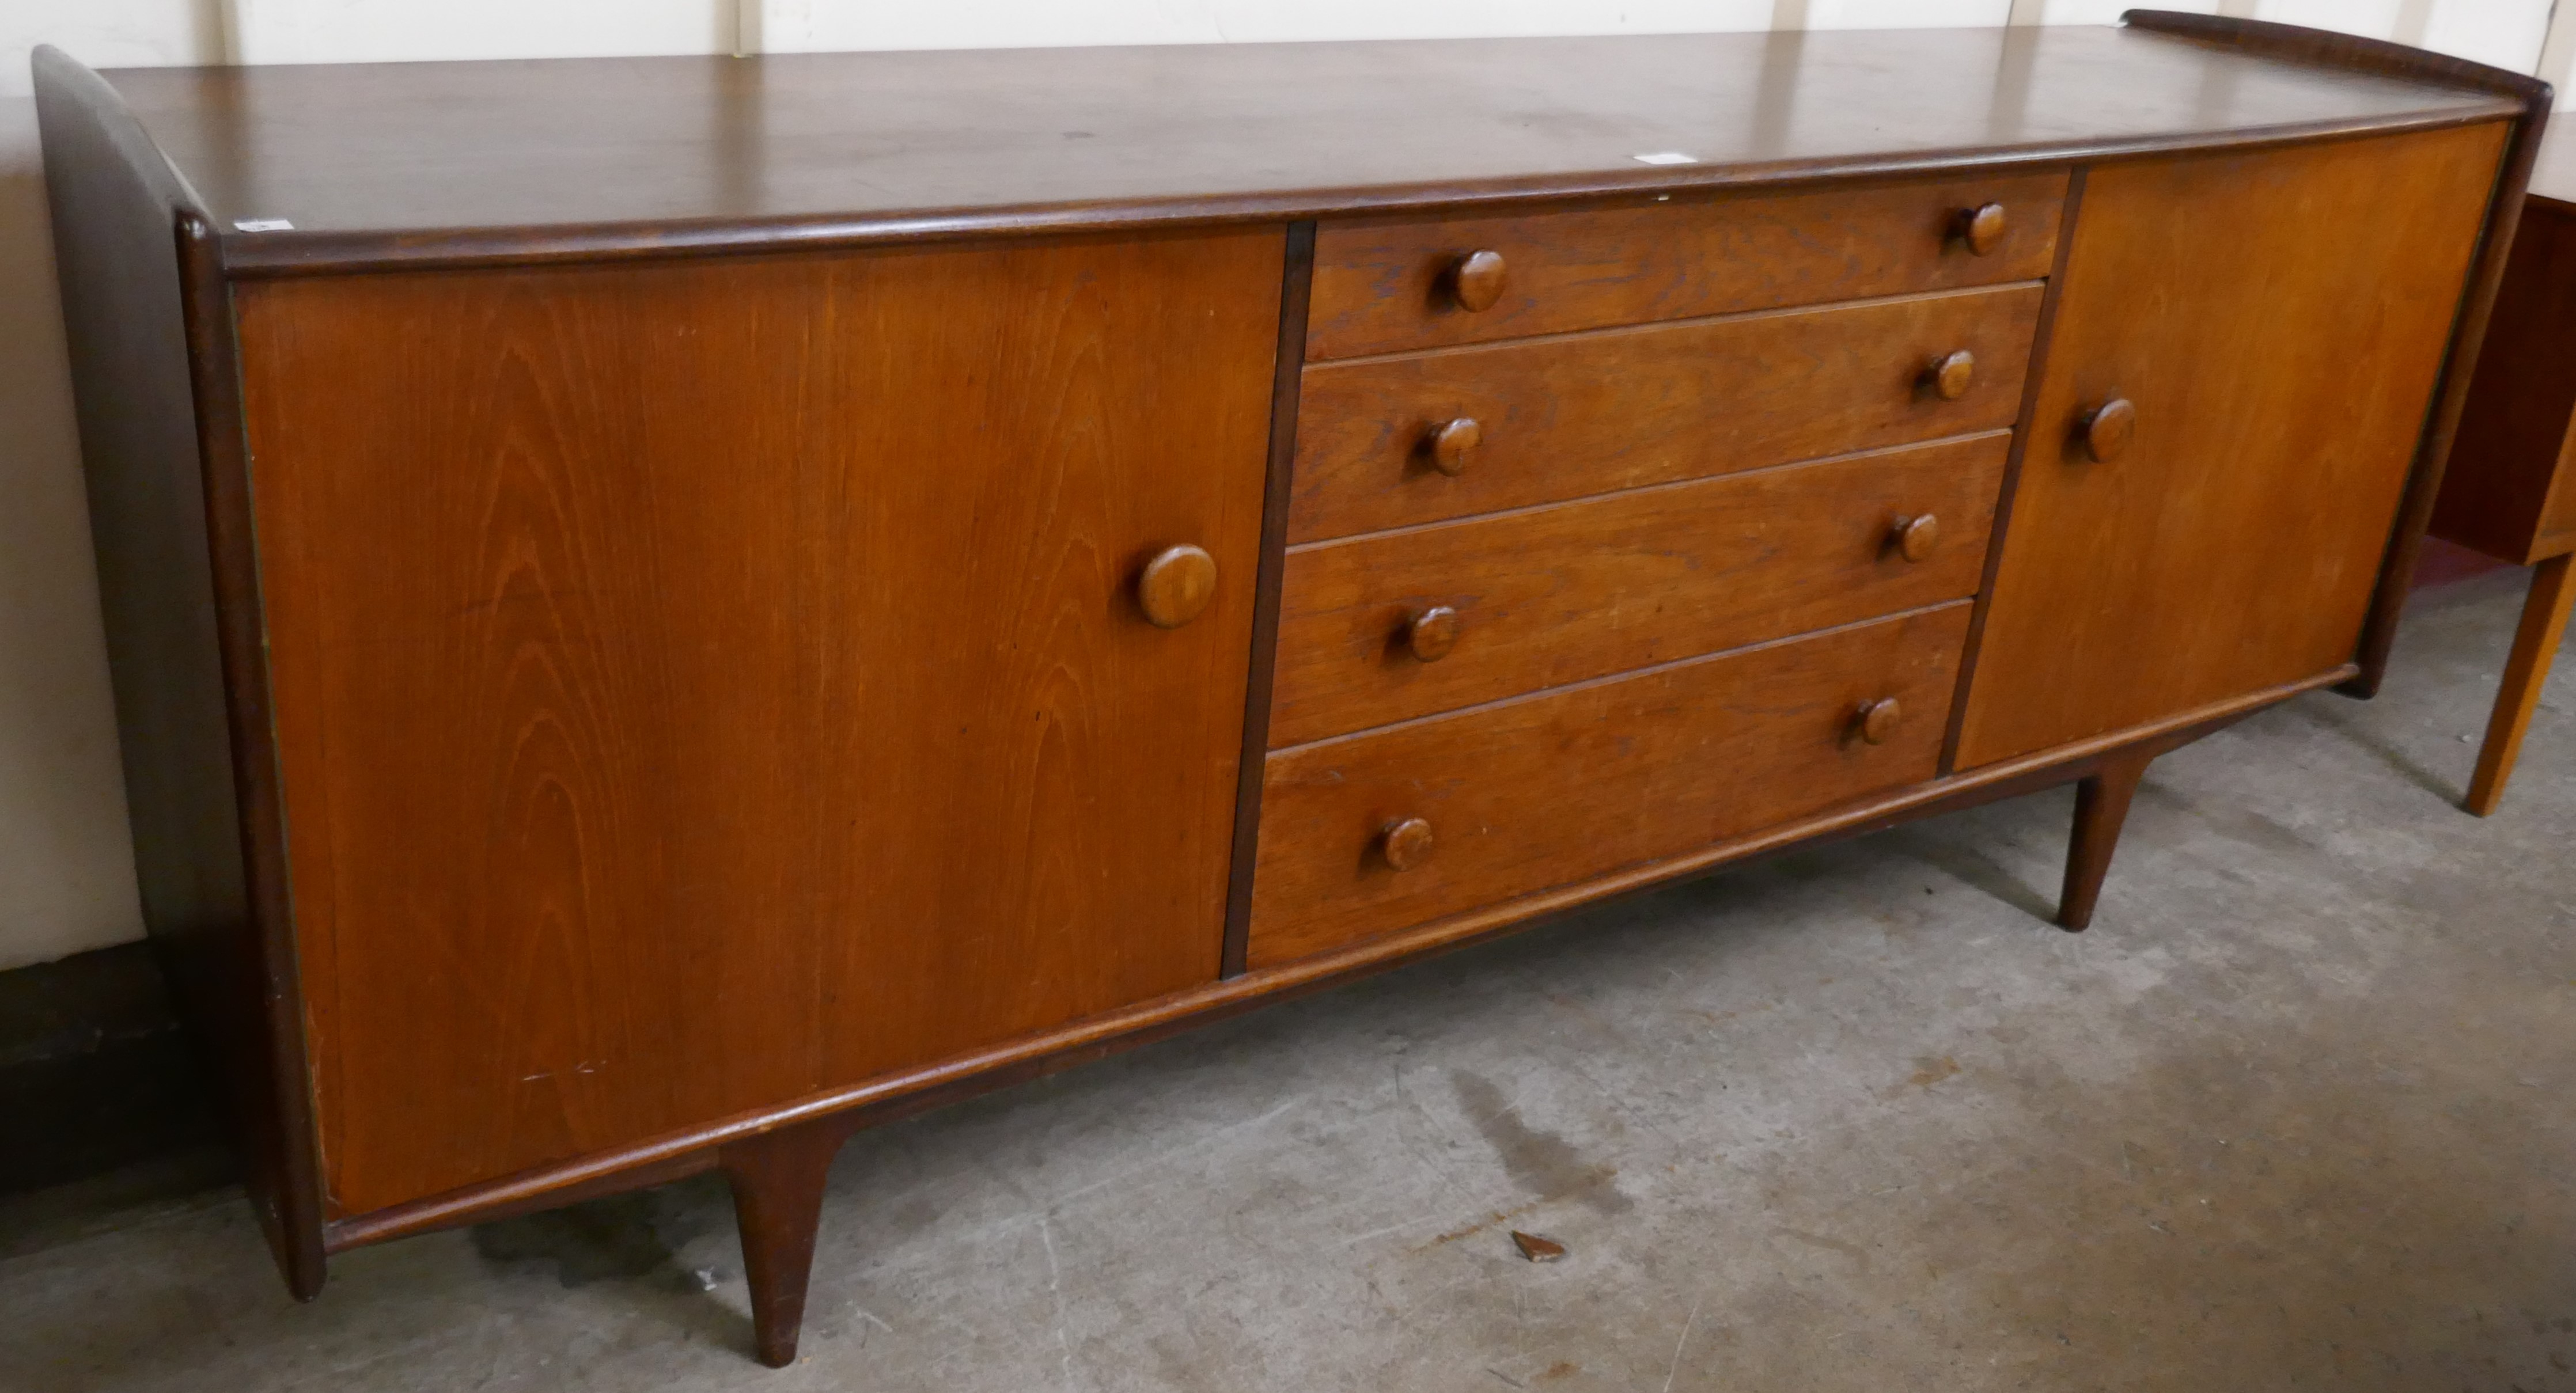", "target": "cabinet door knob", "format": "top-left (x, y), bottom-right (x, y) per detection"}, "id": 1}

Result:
top-left (1924, 350), bottom-right (1976, 401)
top-left (1855, 697), bottom-right (1903, 746)
top-left (1426, 417), bottom-right (1482, 476)
top-left (1956, 203), bottom-right (2008, 256)
top-left (1404, 606), bottom-right (1461, 662)
top-left (1137, 544), bottom-right (1218, 628)
top-left (1448, 250), bottom-right (1507, 312)
top-left (1380, 816), bottom-right (1436, 871)
top-left (2079, 397), bottom-right (2137, 464)
top-left (1890, 514), bottom-right (1941, 563)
